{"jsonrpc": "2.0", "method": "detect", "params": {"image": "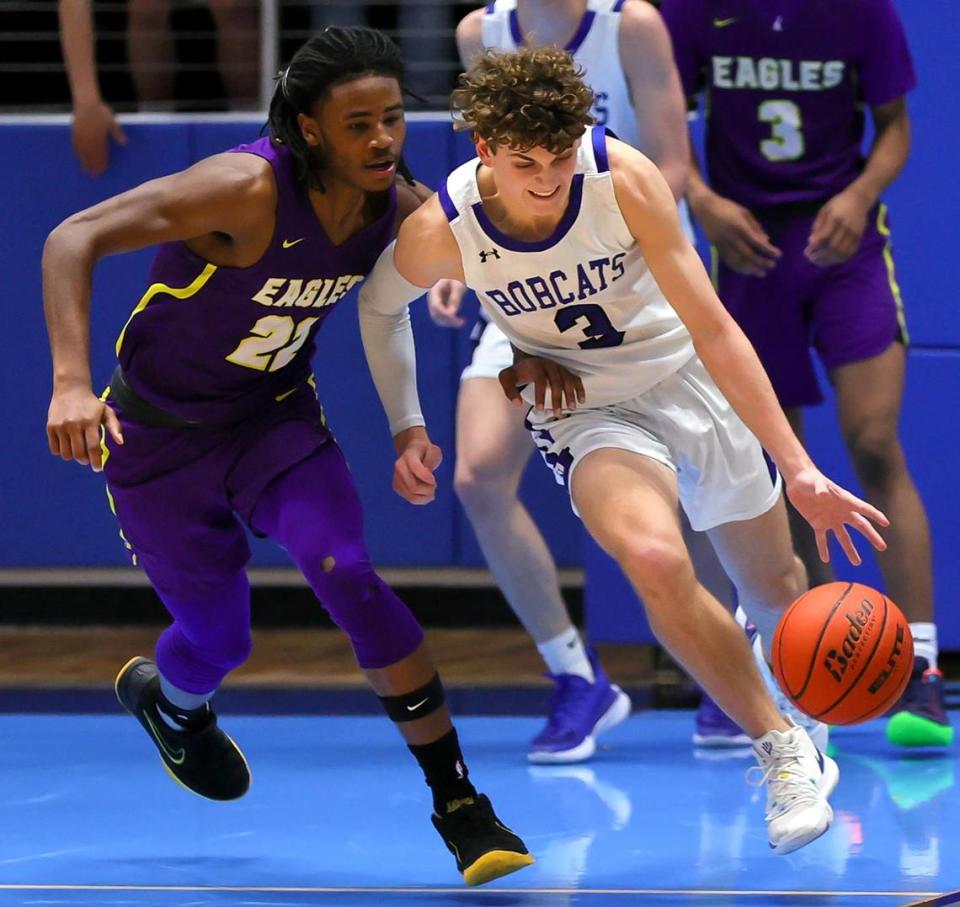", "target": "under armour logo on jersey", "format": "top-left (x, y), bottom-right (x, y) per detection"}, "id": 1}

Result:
top-left (479, 248), bottom-right (500, 263)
